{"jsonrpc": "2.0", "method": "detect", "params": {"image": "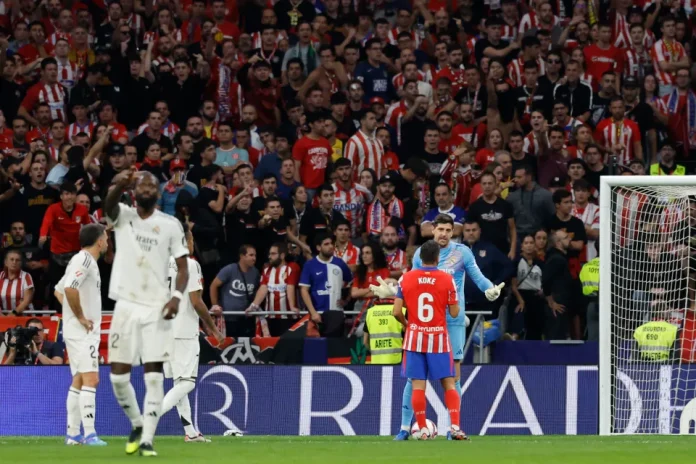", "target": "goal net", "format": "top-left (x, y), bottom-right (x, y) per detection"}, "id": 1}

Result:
top-left (600, 176), bottom-right (696, 435)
